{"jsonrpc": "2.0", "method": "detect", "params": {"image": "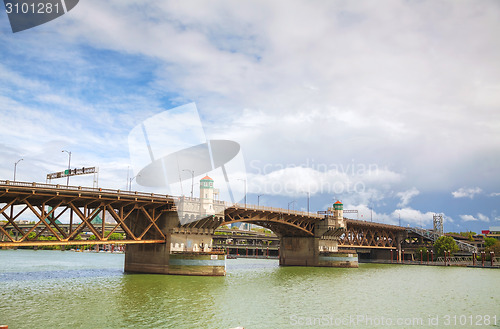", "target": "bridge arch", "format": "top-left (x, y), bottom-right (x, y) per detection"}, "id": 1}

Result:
top-left (217, 217), bottom-right (314, 237)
